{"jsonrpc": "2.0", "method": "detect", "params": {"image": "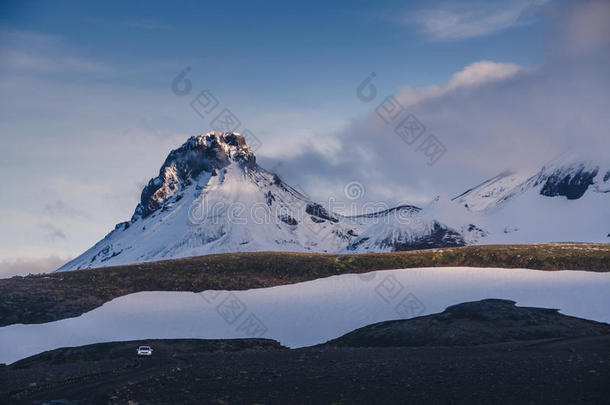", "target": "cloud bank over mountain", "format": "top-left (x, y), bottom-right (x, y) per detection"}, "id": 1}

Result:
top-left (269, 0), bottom-right (610, 208)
